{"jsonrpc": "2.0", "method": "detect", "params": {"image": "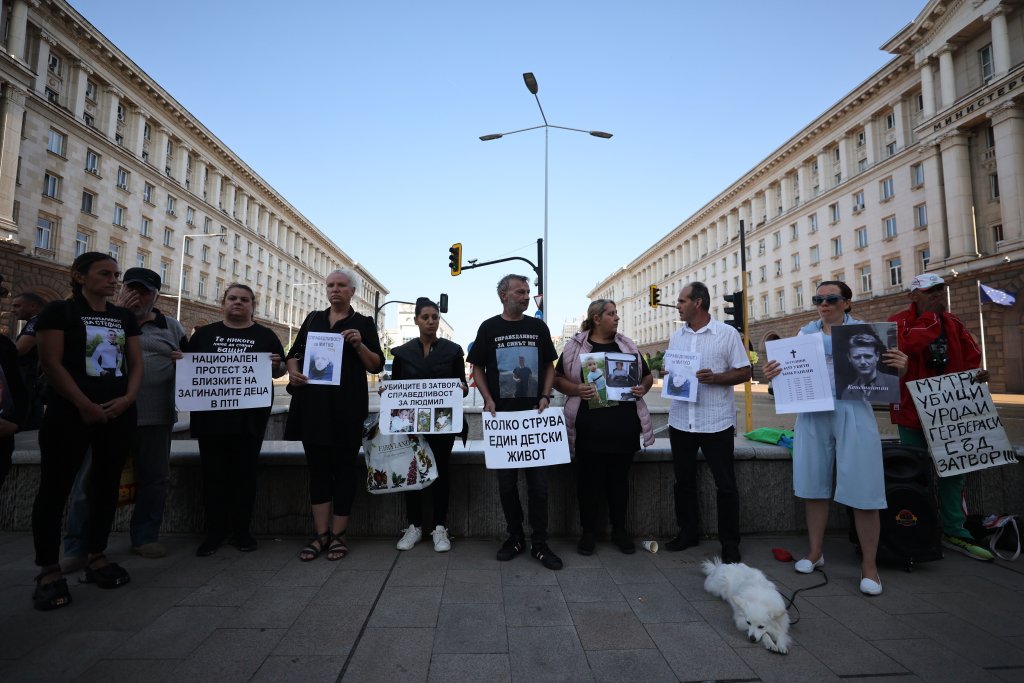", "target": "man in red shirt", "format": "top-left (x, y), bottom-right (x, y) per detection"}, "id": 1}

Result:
top-left (889, 273), bottom-right (993, 562)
